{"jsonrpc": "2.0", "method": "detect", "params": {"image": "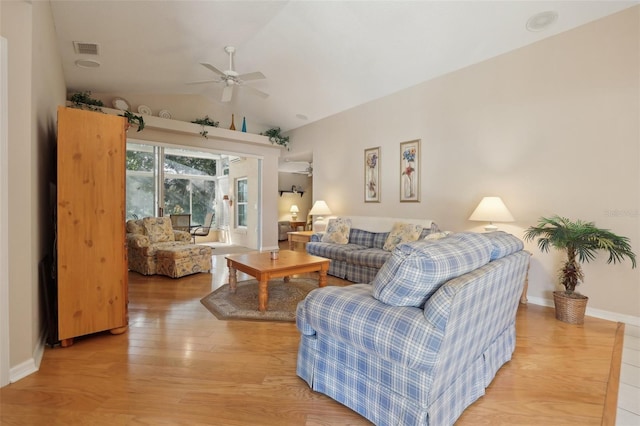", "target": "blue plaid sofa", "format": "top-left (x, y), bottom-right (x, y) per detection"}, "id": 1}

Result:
top-left (305, 216), bottom-right (439, 283)
top-left (297, 231), bottom-right (529, 425)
